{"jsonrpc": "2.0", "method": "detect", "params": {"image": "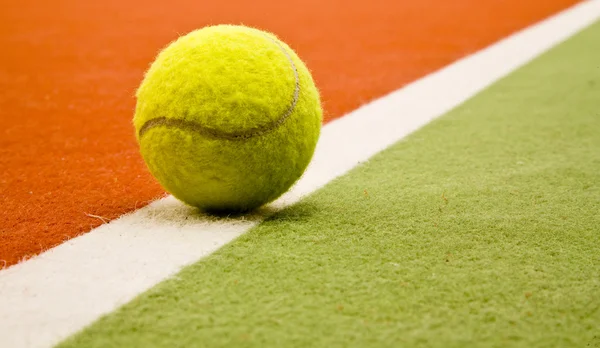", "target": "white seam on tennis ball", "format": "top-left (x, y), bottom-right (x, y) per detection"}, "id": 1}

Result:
top-left (138, 34), bottom-right (301, 141)
top-left (1, 2), bottom-right (599, 347)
